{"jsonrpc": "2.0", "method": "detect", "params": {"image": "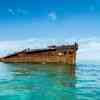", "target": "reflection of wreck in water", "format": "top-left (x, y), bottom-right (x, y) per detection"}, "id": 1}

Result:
top-left (0, 43), bottom-right (78, 65)
top-left (6, 63), bottom-right (76, 88)
top-left (65, 64), bottom-right (76, 87)
top-left (0, 60), bottom-right (76, 99)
